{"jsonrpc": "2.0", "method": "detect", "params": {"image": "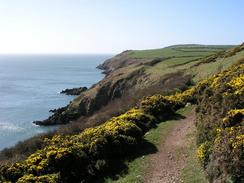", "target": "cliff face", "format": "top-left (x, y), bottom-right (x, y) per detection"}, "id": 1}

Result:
top-left (34, 59), bottom-right (148, 125)
top-left (34, 44), bottom-right (244, 125)
top-left (96, 50), bottom-right (158, 74)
